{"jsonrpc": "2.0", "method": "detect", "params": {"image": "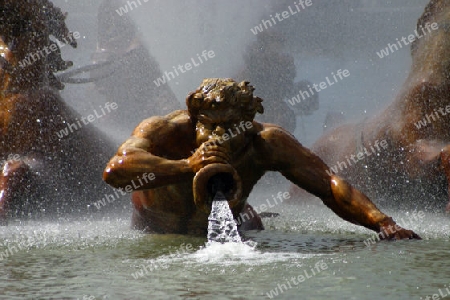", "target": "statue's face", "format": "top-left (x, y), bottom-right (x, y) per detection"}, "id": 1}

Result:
top-left (195, 107), bottom-right (248, 155)
top-left (192, 80), bottom-right (254, 155)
